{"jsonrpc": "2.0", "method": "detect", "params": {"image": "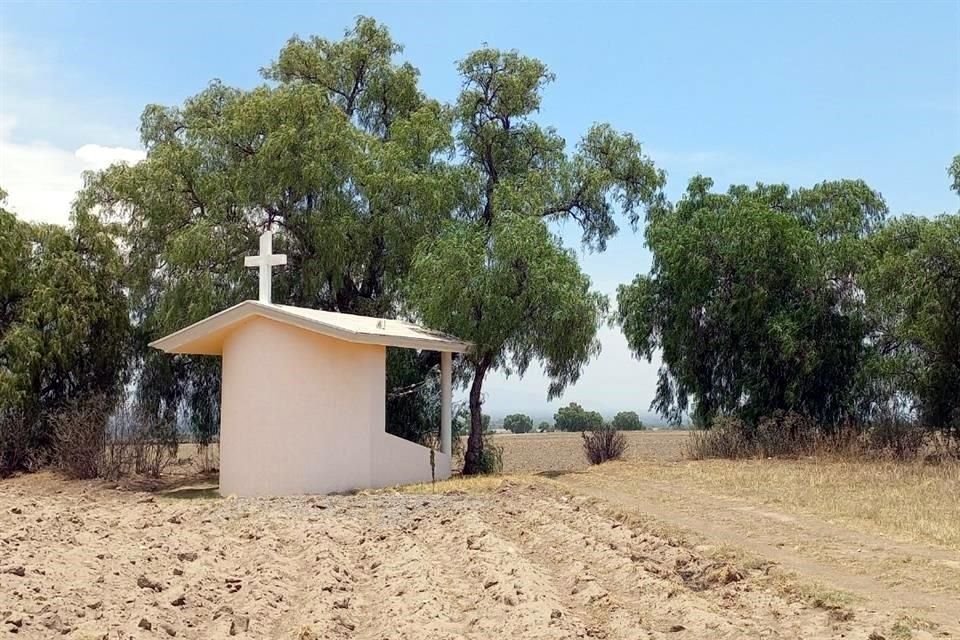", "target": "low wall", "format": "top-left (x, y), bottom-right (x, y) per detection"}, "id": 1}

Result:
top-left (372, 432), bottom-right (451, 488)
